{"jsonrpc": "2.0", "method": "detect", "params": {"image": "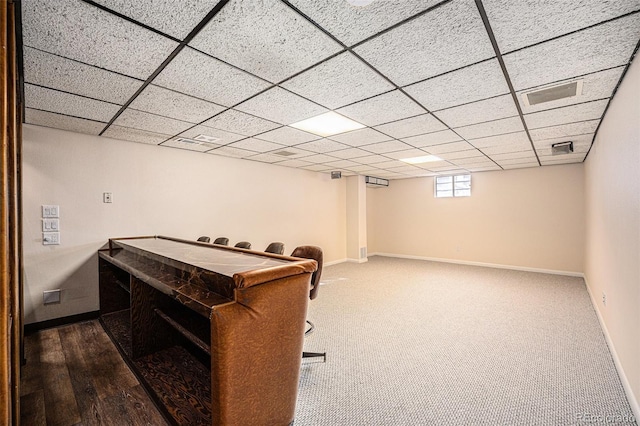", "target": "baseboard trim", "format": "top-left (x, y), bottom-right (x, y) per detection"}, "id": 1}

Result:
top-left (24, 310), bottom-right (100, 335)
top-left (368, 252), bottom-right (584, 277)
top-left (324, 258), bottom-right (348, 266)
top-left (583, 275), bottom-right (640, 421)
